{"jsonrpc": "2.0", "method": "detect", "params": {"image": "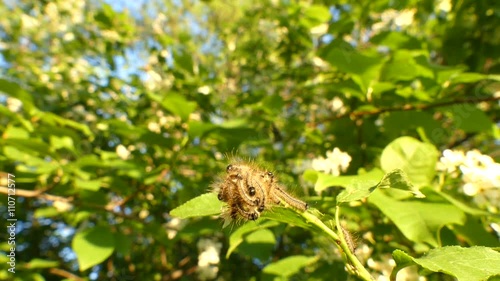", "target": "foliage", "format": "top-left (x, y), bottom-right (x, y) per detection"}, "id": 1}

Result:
top-left (0, 0), bottom-right (499, 280)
